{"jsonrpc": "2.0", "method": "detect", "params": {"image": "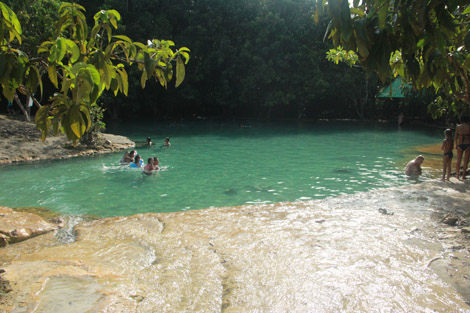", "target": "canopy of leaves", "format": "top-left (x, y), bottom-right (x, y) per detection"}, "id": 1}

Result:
top-left (314, 0), bottom-right (470, 118)
top-left (0, 1), bottom-right (189, 143)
